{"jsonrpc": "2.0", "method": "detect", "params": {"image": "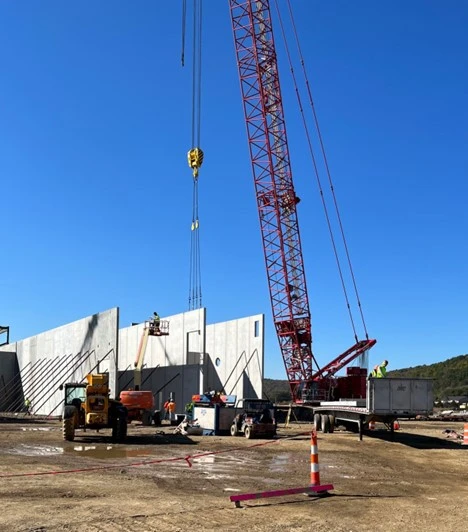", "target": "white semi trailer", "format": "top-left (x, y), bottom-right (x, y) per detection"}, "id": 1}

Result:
top-left (313, 378), bottom-right (433, 440)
